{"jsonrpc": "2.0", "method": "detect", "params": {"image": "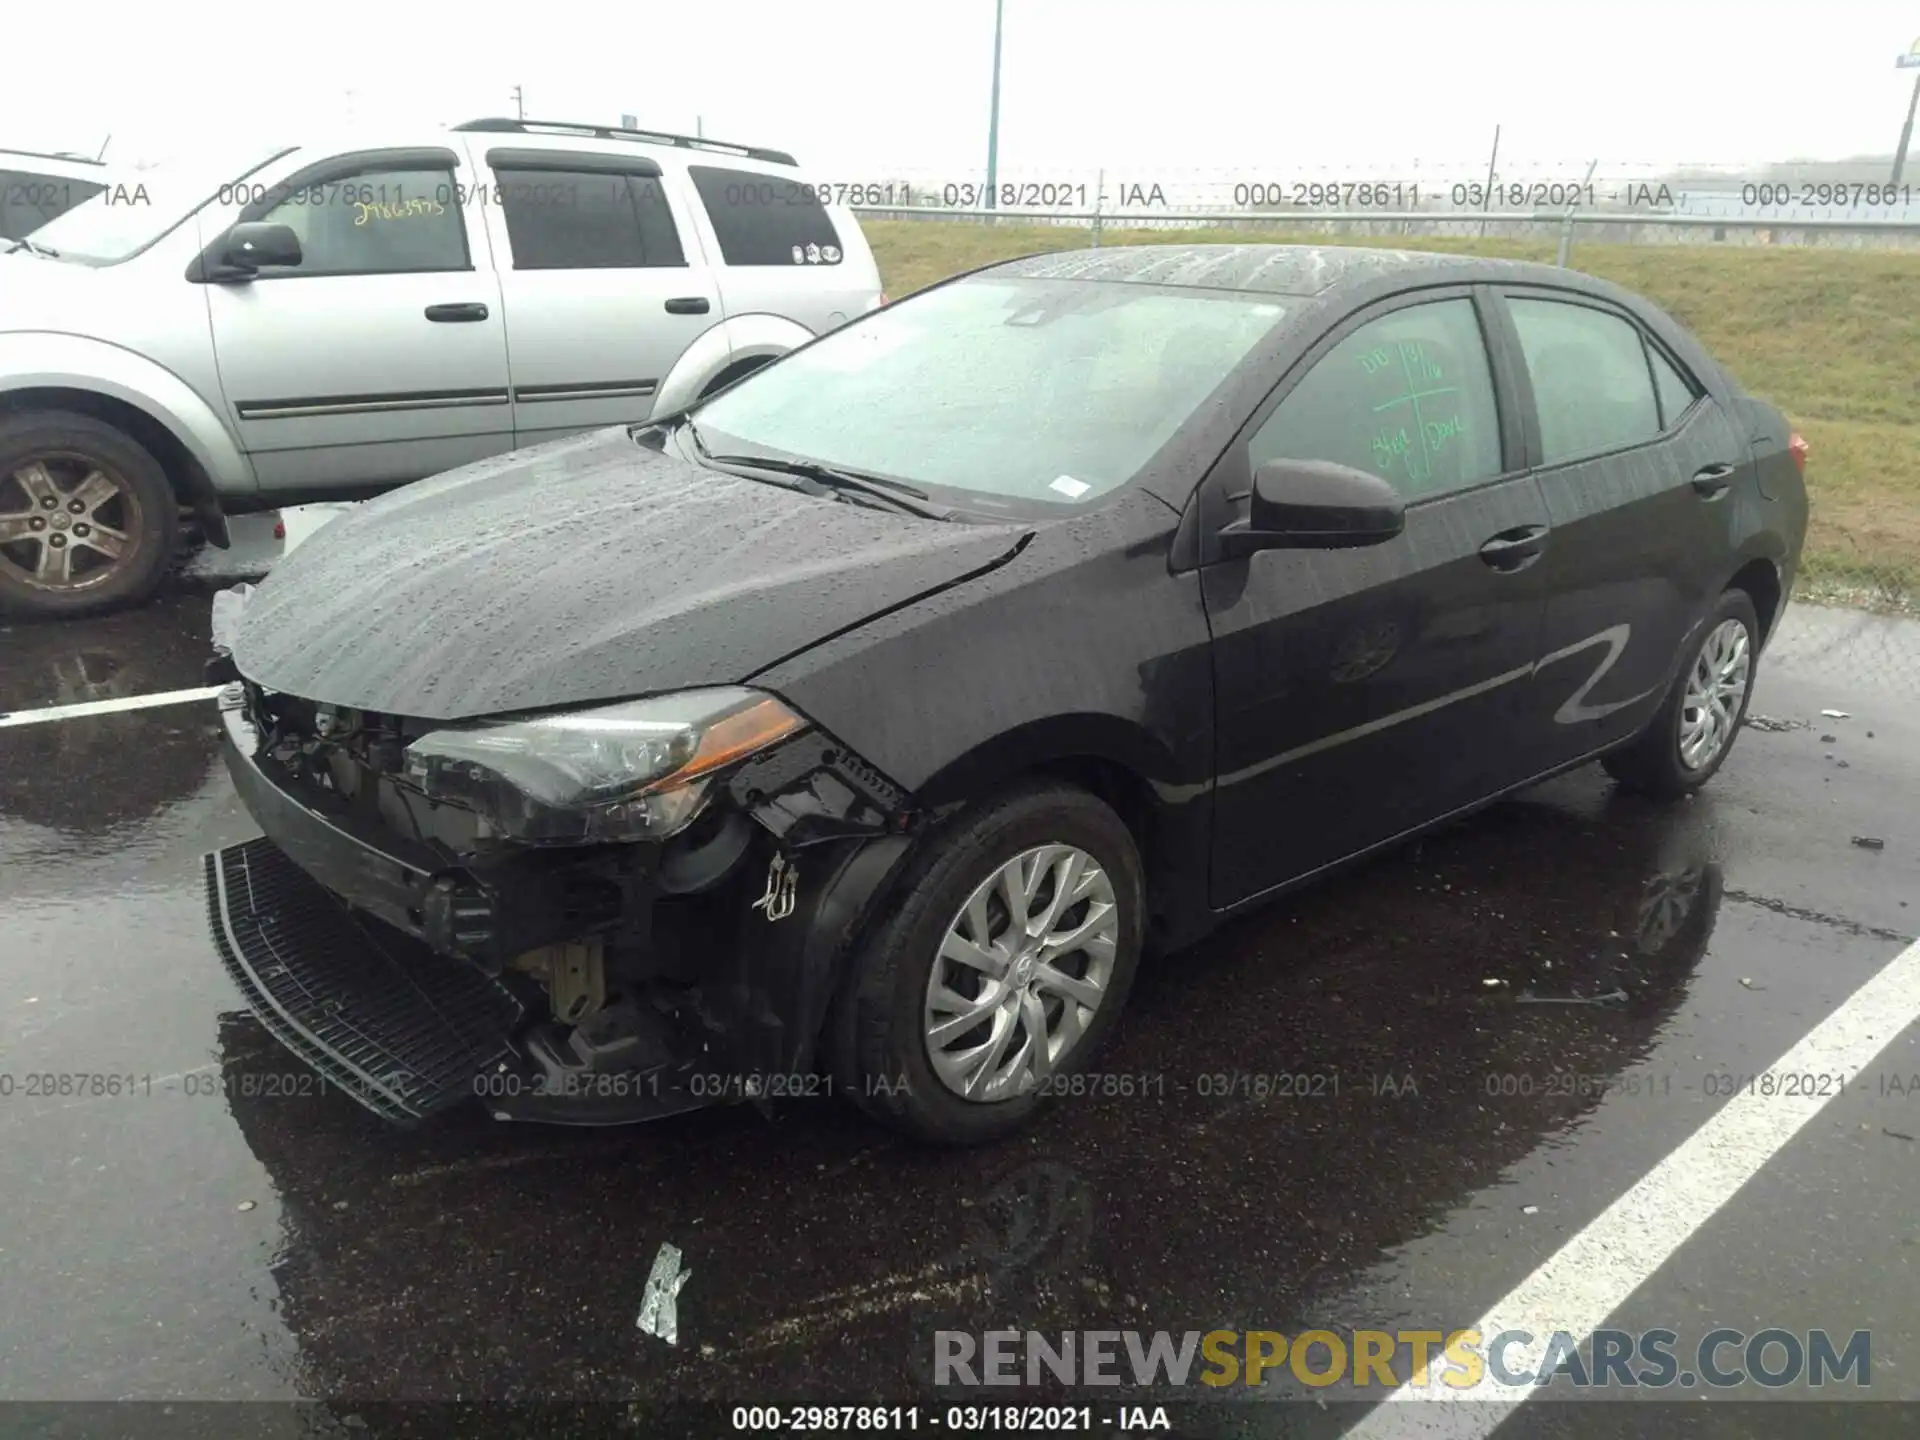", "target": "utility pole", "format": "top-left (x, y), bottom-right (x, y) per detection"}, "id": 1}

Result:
top-left (1894, 41), bottom-right (1920, 185)
top-left (696, 116), bottom-right (704, 138)
top-left (985, 0), bottom-right (1005, 214)
top-left (1477, 123), bottom-right (1501, 238)
top-left (511, 84), bottom-right (525, 120)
